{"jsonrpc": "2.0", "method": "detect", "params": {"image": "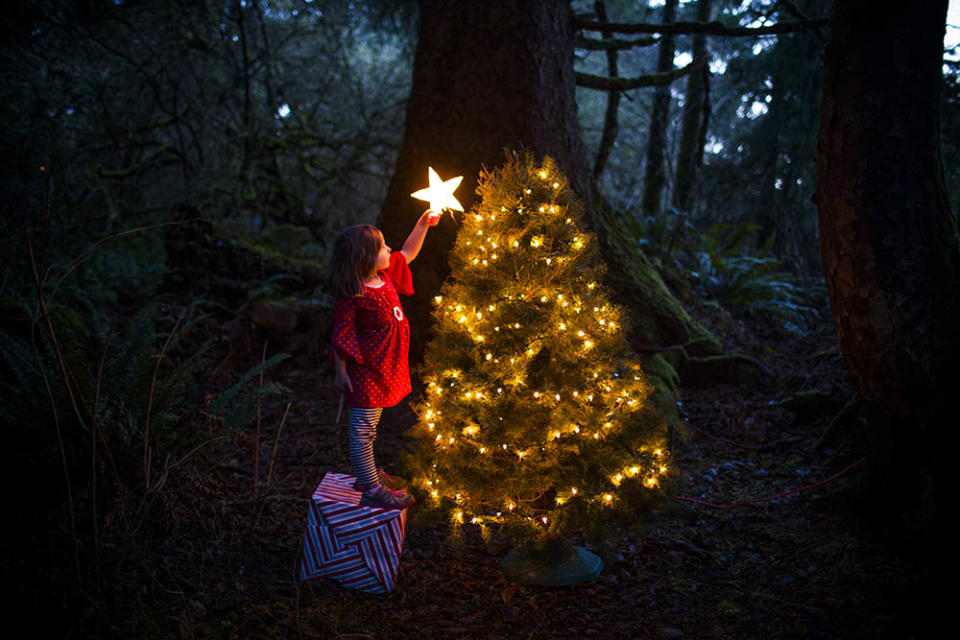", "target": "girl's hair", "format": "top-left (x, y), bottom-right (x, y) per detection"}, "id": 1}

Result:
top-left (329, 224), bottom-right (382, 298)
